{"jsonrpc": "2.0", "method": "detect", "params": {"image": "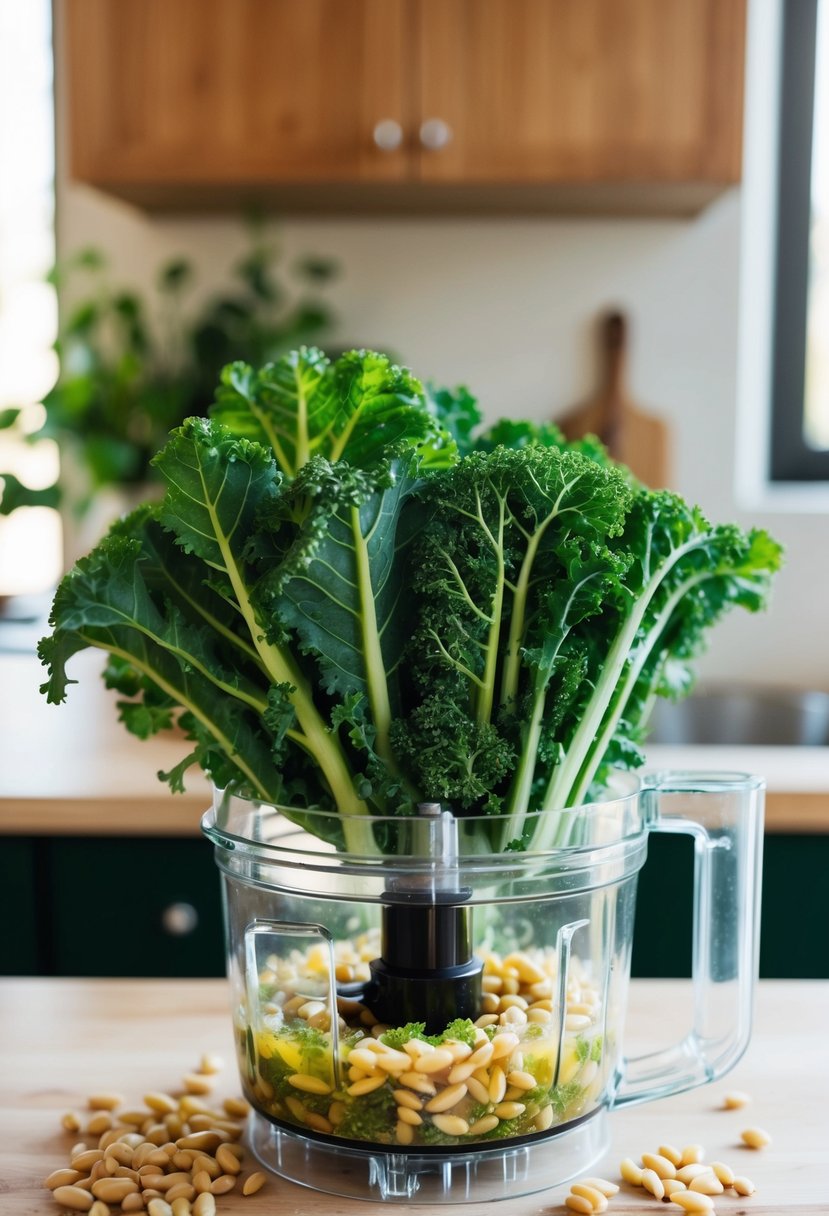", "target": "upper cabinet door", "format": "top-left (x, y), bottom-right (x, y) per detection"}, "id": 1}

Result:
top-left (67, 0), bottom-right (411, 187)
top-left (415, 0), bottom-right (746, 184)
